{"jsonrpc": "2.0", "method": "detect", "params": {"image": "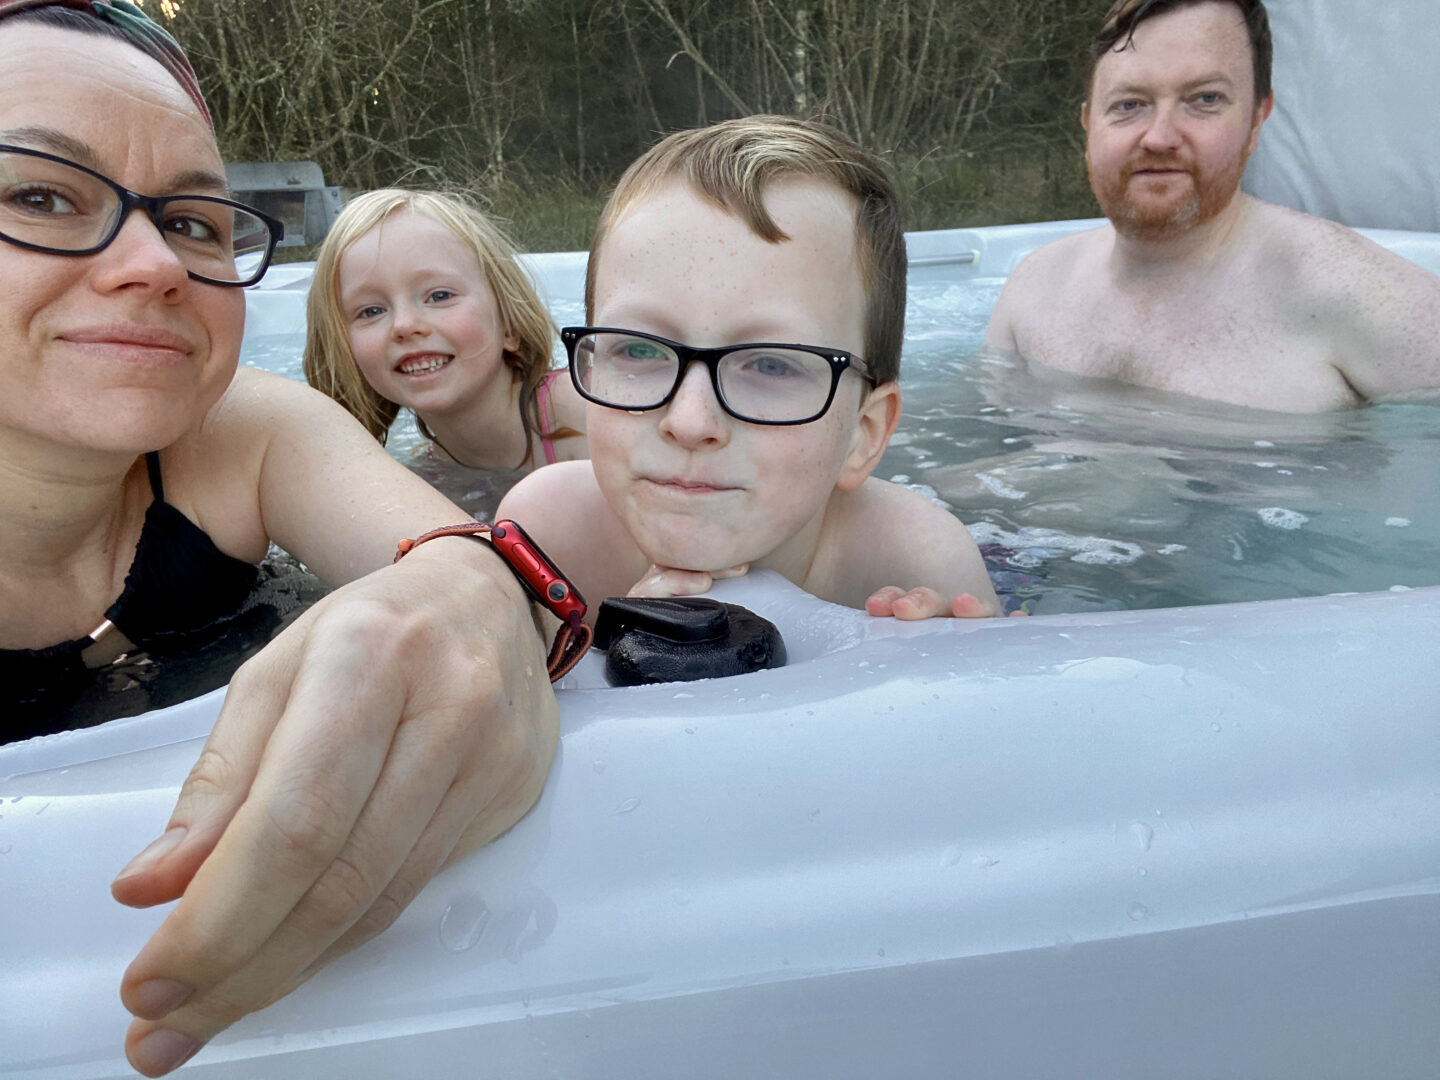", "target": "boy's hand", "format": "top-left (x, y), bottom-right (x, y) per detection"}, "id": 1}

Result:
top-left (630, 563), bottom-right (750, 599)
top-left (866, 585), bottom-right (1017, 620)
